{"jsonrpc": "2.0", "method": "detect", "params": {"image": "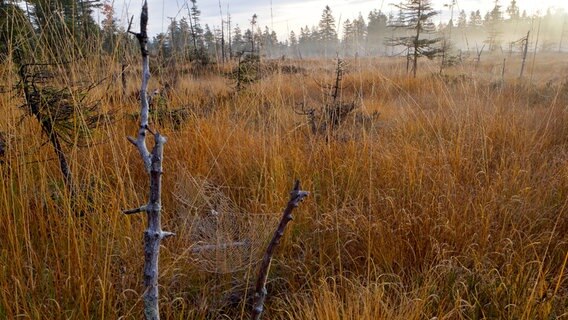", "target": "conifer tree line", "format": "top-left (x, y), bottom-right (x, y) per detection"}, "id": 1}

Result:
top-left (0, 0), bottom-right (103, 60)
top-left (1, 0), bottom-right (568, 62)
top-left (442, 0), bottom-right (568, 54)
